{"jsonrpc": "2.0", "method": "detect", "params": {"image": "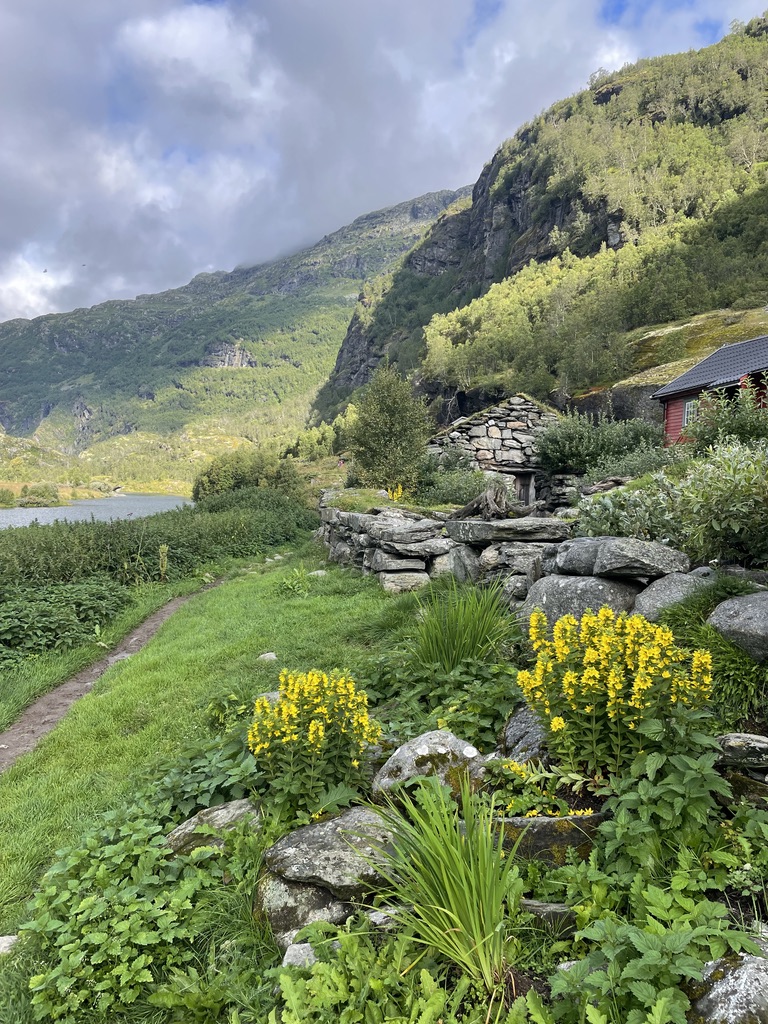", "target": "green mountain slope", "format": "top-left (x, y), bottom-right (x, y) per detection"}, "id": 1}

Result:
top-left (316, 16), bottom-right (768, 416)
top-left (0, 189), bottom-right (467, 484)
